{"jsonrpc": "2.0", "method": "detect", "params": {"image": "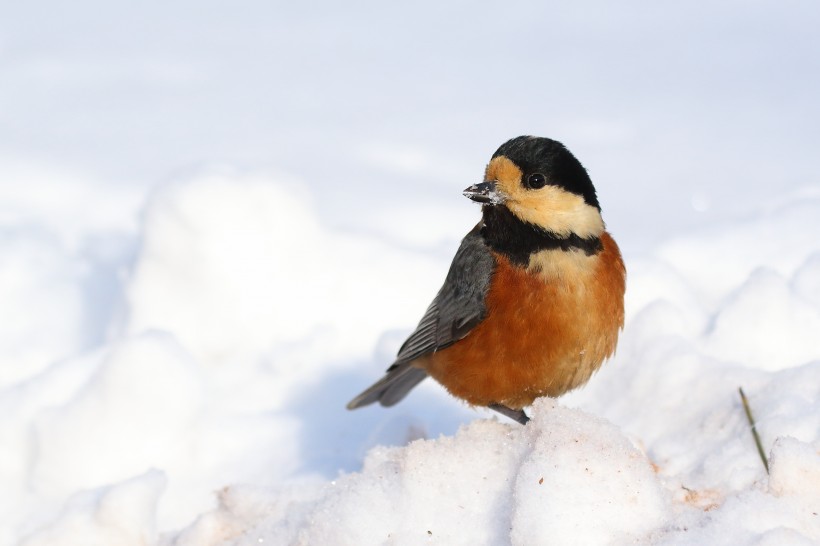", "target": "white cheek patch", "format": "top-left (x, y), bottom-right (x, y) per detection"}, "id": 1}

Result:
top-left (487, 156), bottom-right (604, 239)
top-left (506, 186), bottom-right (605, 239)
